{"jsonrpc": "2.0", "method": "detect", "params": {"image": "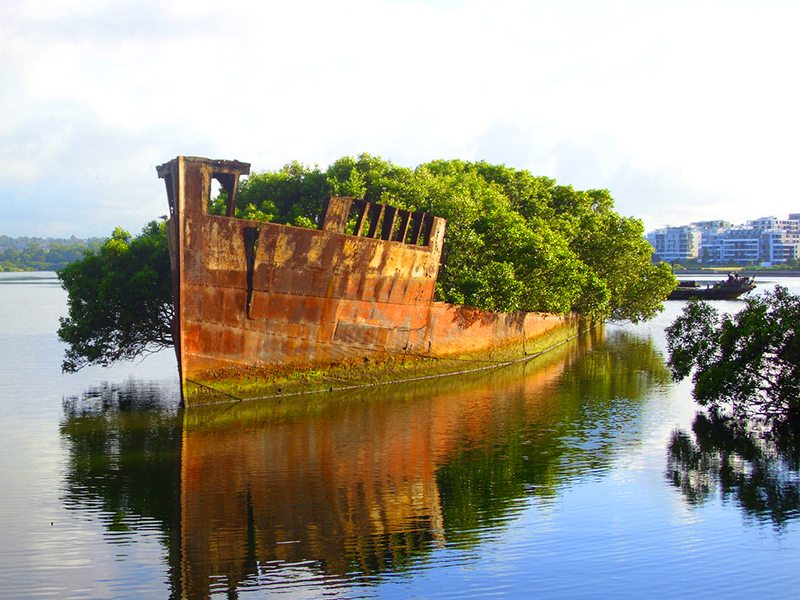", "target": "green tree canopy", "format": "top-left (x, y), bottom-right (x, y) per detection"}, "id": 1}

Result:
top-left (58, 221), bottom-right (173, 372)
top-left (666, 286), bottom-right (800, 429)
